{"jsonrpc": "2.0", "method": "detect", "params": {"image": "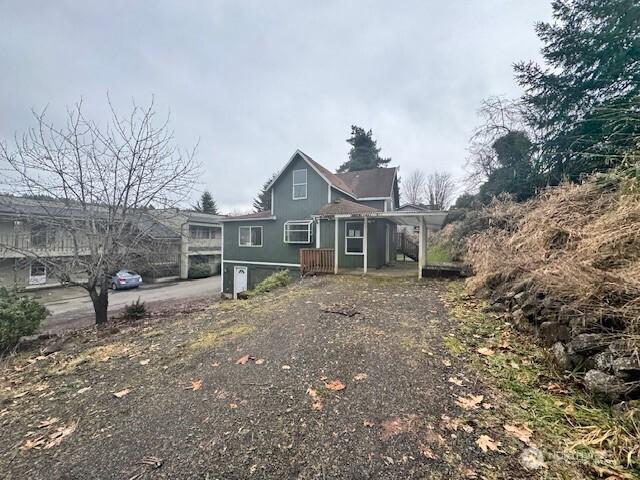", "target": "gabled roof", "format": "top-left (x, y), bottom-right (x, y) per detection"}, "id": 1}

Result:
top-left (335, 168), bottom-right (397, 198)
top-left (315, 198), bottom-right (381, 216)
top-left (397, 203), bottom-right (434, 212)
top-left (266, 150), bottom-right (397, 200)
